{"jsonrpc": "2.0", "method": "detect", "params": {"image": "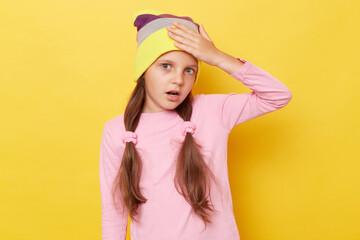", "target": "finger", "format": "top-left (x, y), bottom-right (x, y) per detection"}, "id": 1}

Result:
top-left (167, 27), bottom-right (197, 44)
top-left (167, 25), bottom-right (198, 41)
top-left (172, 21), bottom-right (199, 37)
top-left (173, 41), bottom-right (195, 53)
top-left (167, 31), bottom-right (196, 47)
